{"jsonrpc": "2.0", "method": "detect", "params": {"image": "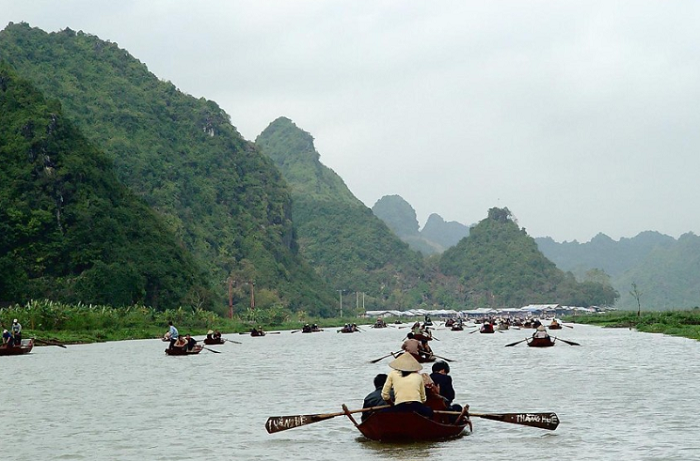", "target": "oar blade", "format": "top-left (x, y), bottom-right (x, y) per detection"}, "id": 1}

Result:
top-left (473, 412), bottom-right (560, 430)
top-left (265, 413), bottom-right (338, 433)
top-left (505, 338), bottom-right (528, 347)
